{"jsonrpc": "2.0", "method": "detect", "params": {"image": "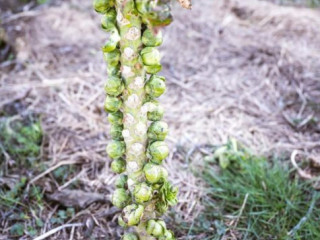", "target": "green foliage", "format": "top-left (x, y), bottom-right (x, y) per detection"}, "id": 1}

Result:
top-left (37, 0), bottom-right (49, 4)
top-left (10, 223), bottom-right (25, 237)
top-left (53, 165), bottom-right (78, 185)
top-left (0, 178), bottom-right (46, 238)
top-left (271, 0), bottom-right (320, 7)
top-left (155, 181), bottom-right (178, 215)
top-left (182, 141), bottom-right (320, 239)
top-left (0, 115), bottom-right (43, 166)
